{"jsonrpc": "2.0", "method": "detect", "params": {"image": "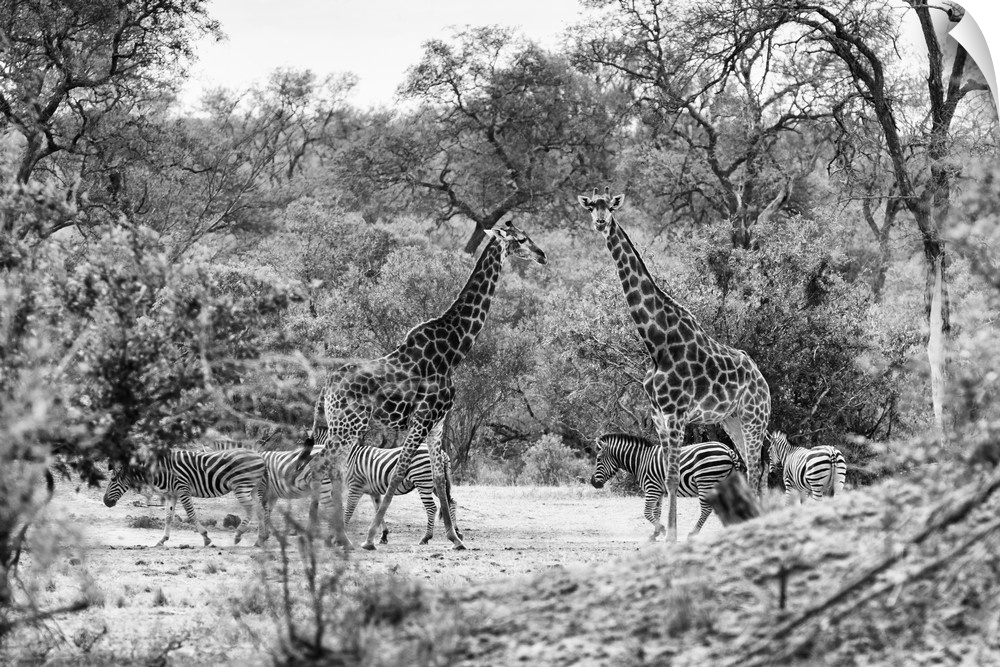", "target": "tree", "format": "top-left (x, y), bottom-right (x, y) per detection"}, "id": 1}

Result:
top-left (0, 0), bottom-right (219, 214)
top-left (341, 26), bottom-right (622, 253)
top-left (731, 0), bottom-right (994, 431)
top-left (572, 0), bottom-right (843, 247)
